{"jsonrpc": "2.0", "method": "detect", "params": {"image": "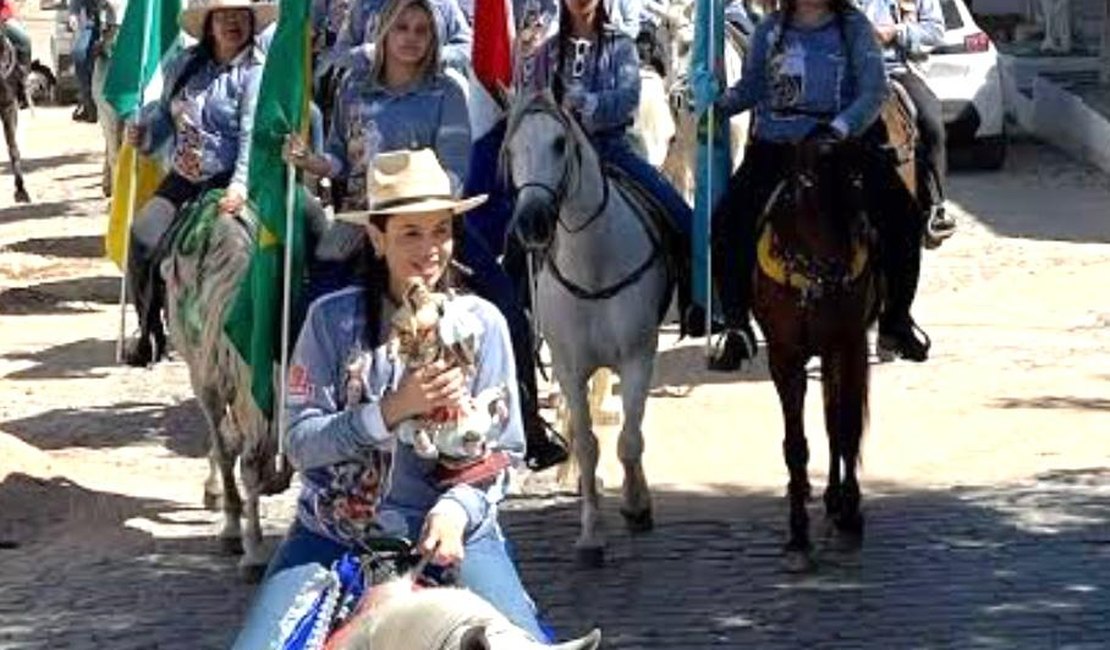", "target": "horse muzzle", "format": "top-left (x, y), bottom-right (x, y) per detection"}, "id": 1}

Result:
top-left (511, 186), bottom-right (557, 251)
